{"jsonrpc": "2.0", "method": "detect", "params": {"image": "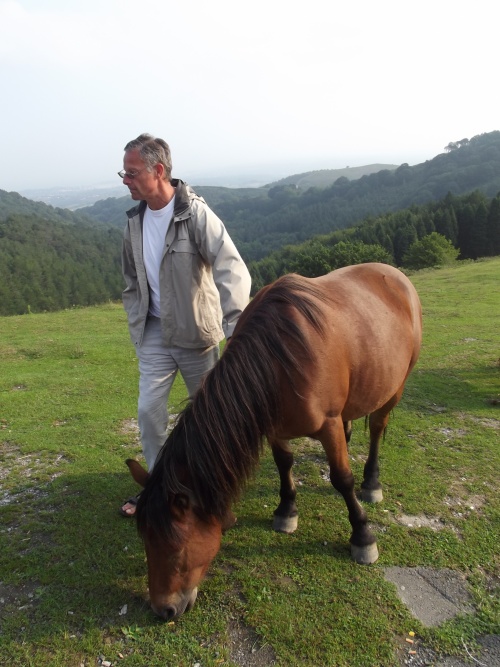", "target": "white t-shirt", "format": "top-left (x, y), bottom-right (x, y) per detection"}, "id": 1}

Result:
top-left (142, 197), bottom-right (175, 317)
